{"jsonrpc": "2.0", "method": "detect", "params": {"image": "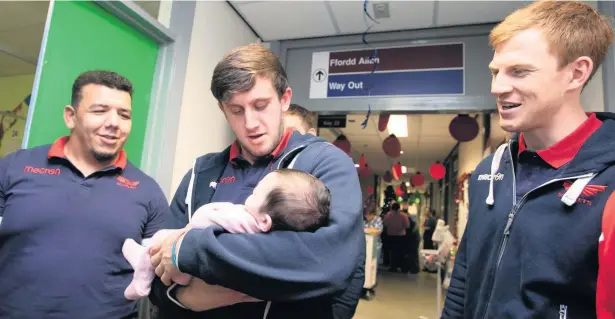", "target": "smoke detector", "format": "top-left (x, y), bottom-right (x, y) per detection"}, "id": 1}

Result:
top-left (372, 2), bottom-right (390, 19)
